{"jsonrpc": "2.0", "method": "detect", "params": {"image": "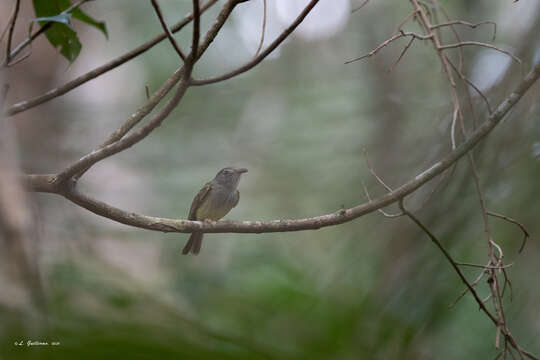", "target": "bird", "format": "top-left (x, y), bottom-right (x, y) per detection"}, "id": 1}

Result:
top-left (182, 167), bottom-right (248, 255)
